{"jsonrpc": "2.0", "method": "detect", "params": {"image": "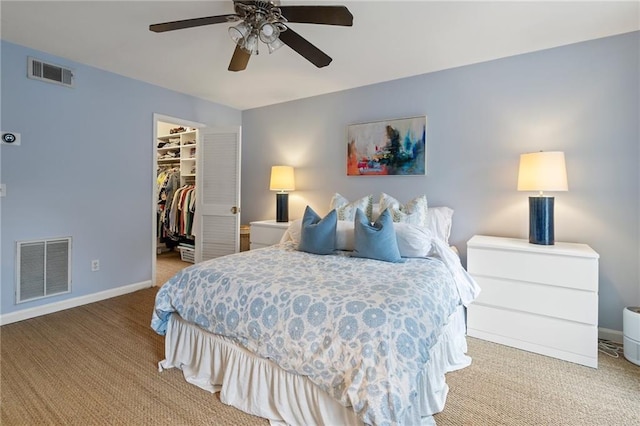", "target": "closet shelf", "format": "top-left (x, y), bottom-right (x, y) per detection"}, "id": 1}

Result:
top-left (157, 127), bottom-right (198, 184)
top-left (157, 130), bottom-right (196, 141)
